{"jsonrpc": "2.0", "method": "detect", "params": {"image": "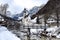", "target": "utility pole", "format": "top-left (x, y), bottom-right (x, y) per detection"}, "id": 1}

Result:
top-left (27, 28), bottom-right (30, 40)
top-left (36, 16), bottom-right (40, 24)
top-left (44, 17), bottom-right (47, 31)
